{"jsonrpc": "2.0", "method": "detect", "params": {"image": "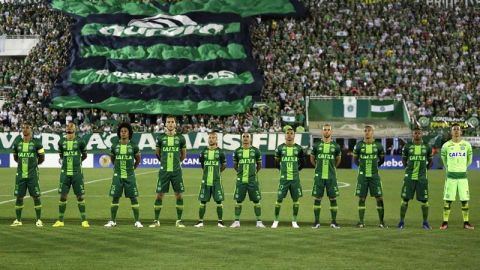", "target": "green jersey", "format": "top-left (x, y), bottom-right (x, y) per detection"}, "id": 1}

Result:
top-left (441, 139), bottom-right (473, 179)
top-left (58, 137), bottom-right (87, 175)
top-left (233, 146), bottom-right (261, 183)
top-left (311, 140), bottom-right (341, 180)
top-left (111, 141), bottom-right (139, 178)
top-left (402, 142), bottom-right (432, 180)
top-left (275, 143), bottom-right (304, 181)
top-left (13, 138), bottom-right (44, 179)
top-left (199, 147), bottom-right (226, 185)
top-left (156, 134), bottom-right (186, 172)
top-left (353, 141), bottom-right (384, 177)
